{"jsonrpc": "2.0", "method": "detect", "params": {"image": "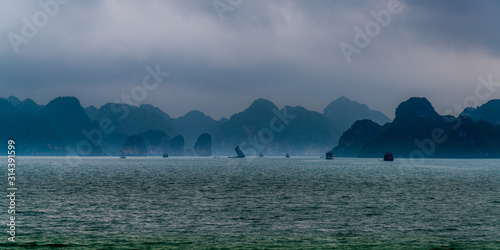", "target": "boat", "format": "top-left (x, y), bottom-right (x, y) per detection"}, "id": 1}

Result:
top-left (384, 152), bottom-right (394, 161)
top-left (162, 153), bottom-right (169, 158)
top-left (120, 156), bottom-right (126, 159)
top-left (285, 153), bottom-right (290, 158)
top-left (325, 151), bottom-right (334, 160)
top-left (259, 153), bottom-right (264, 158)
